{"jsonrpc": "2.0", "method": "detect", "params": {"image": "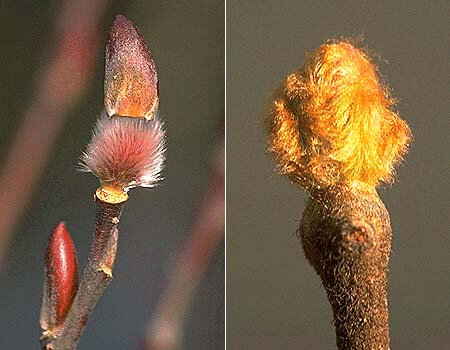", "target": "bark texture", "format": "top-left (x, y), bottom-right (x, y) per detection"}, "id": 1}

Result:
top-left (40, 198), bottom-right (124, 350)
top-left (299, 184), bottom-right (391, 350)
